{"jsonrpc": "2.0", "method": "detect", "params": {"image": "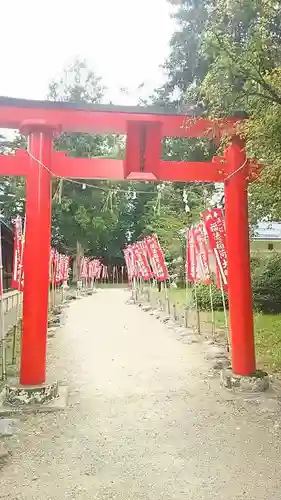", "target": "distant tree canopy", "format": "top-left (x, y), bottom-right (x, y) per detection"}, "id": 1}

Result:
top-left (162, 0), bottom-right (281, 224)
